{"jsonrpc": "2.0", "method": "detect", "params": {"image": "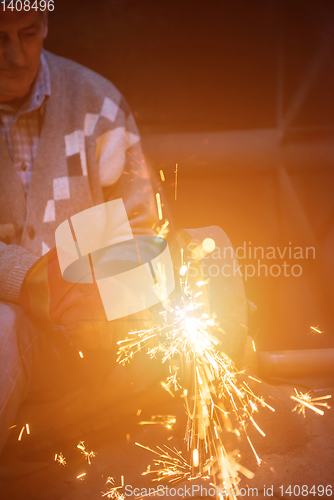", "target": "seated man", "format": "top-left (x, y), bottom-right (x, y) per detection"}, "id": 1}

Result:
top-left (0, 6), bottom-right (159, 455)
